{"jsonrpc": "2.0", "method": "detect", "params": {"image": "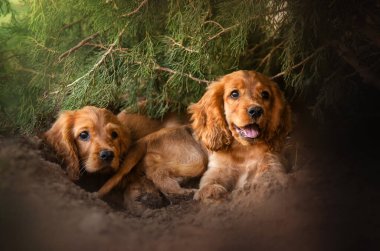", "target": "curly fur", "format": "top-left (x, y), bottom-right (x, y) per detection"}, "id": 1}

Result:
top-left (43, 106), bottom-right (132, 180)
top-left (189, 70), bottom-right (292, 202)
